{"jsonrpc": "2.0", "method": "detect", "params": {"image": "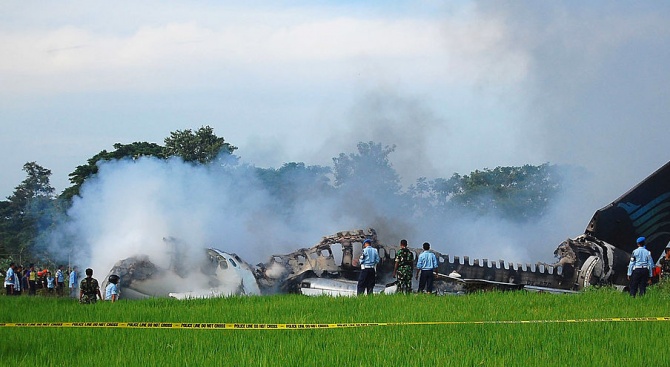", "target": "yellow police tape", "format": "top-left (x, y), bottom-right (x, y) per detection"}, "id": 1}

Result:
top-left (1, 317), bottom-right (669, 330)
